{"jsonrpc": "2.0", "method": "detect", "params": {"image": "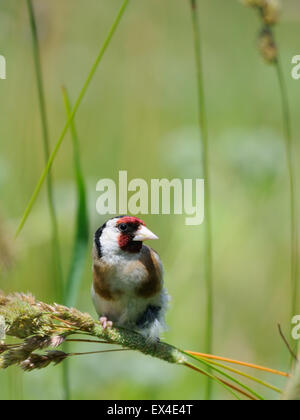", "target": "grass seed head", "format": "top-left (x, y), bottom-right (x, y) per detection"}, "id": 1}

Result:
top-left (262, 0), bottom-right (280, 25)
top-left (1, 348), bottom-right (32, 368)
top-left (241, 0), bottom-right (281, 25)
top-left (23, 335), bottom-right (66, 351)
top-left (258, 27), bottom-right (277, 63)
top-left (0, 292), bottom-right (183, 372)
top-left (21, 351), bottom-right (68, 372)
